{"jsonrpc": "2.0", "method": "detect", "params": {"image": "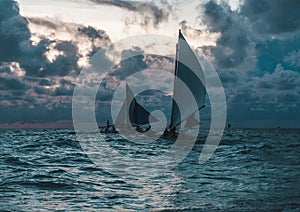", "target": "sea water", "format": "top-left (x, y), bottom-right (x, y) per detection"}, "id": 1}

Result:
top-left (0, 128), bottom-right (299, 211)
